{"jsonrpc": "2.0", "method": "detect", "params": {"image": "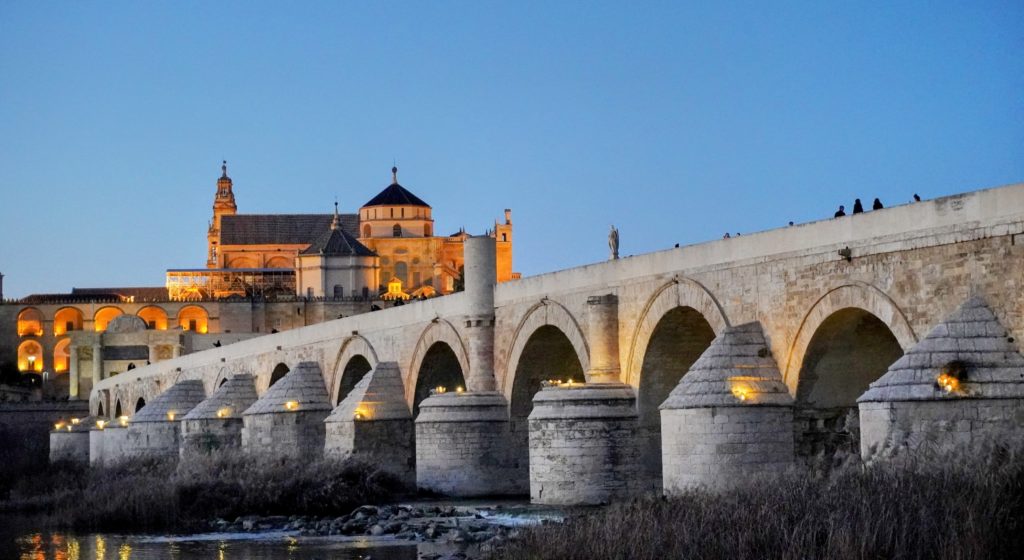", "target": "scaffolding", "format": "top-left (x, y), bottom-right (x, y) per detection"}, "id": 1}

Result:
top-left (165, 268), bottom-right (296, 301)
